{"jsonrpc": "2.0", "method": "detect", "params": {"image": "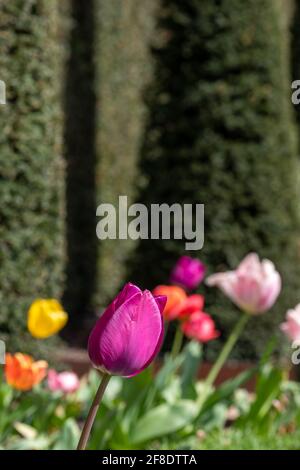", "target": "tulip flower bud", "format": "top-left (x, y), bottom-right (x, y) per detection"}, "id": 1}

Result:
top-left (280, 304), bottom-right (300, 343)
top-left (88, 283), bottom-right (166, 377)
top-left (170, 256), bottom-right (206, 291)
top-left (48, 370), bottom-right (80, 394)
top-left (152, 285), bottom-right (187, 321)
top-left (5, 353), bottom-right (48, 391)
top-left (181, 312), bottom-right (219, 343)
top-left (27, 299), bottom-right (68, 339)
top-left (206, 253), bottom-right (281, 314)
top-left (170, 294), bottom-right (205, 320)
